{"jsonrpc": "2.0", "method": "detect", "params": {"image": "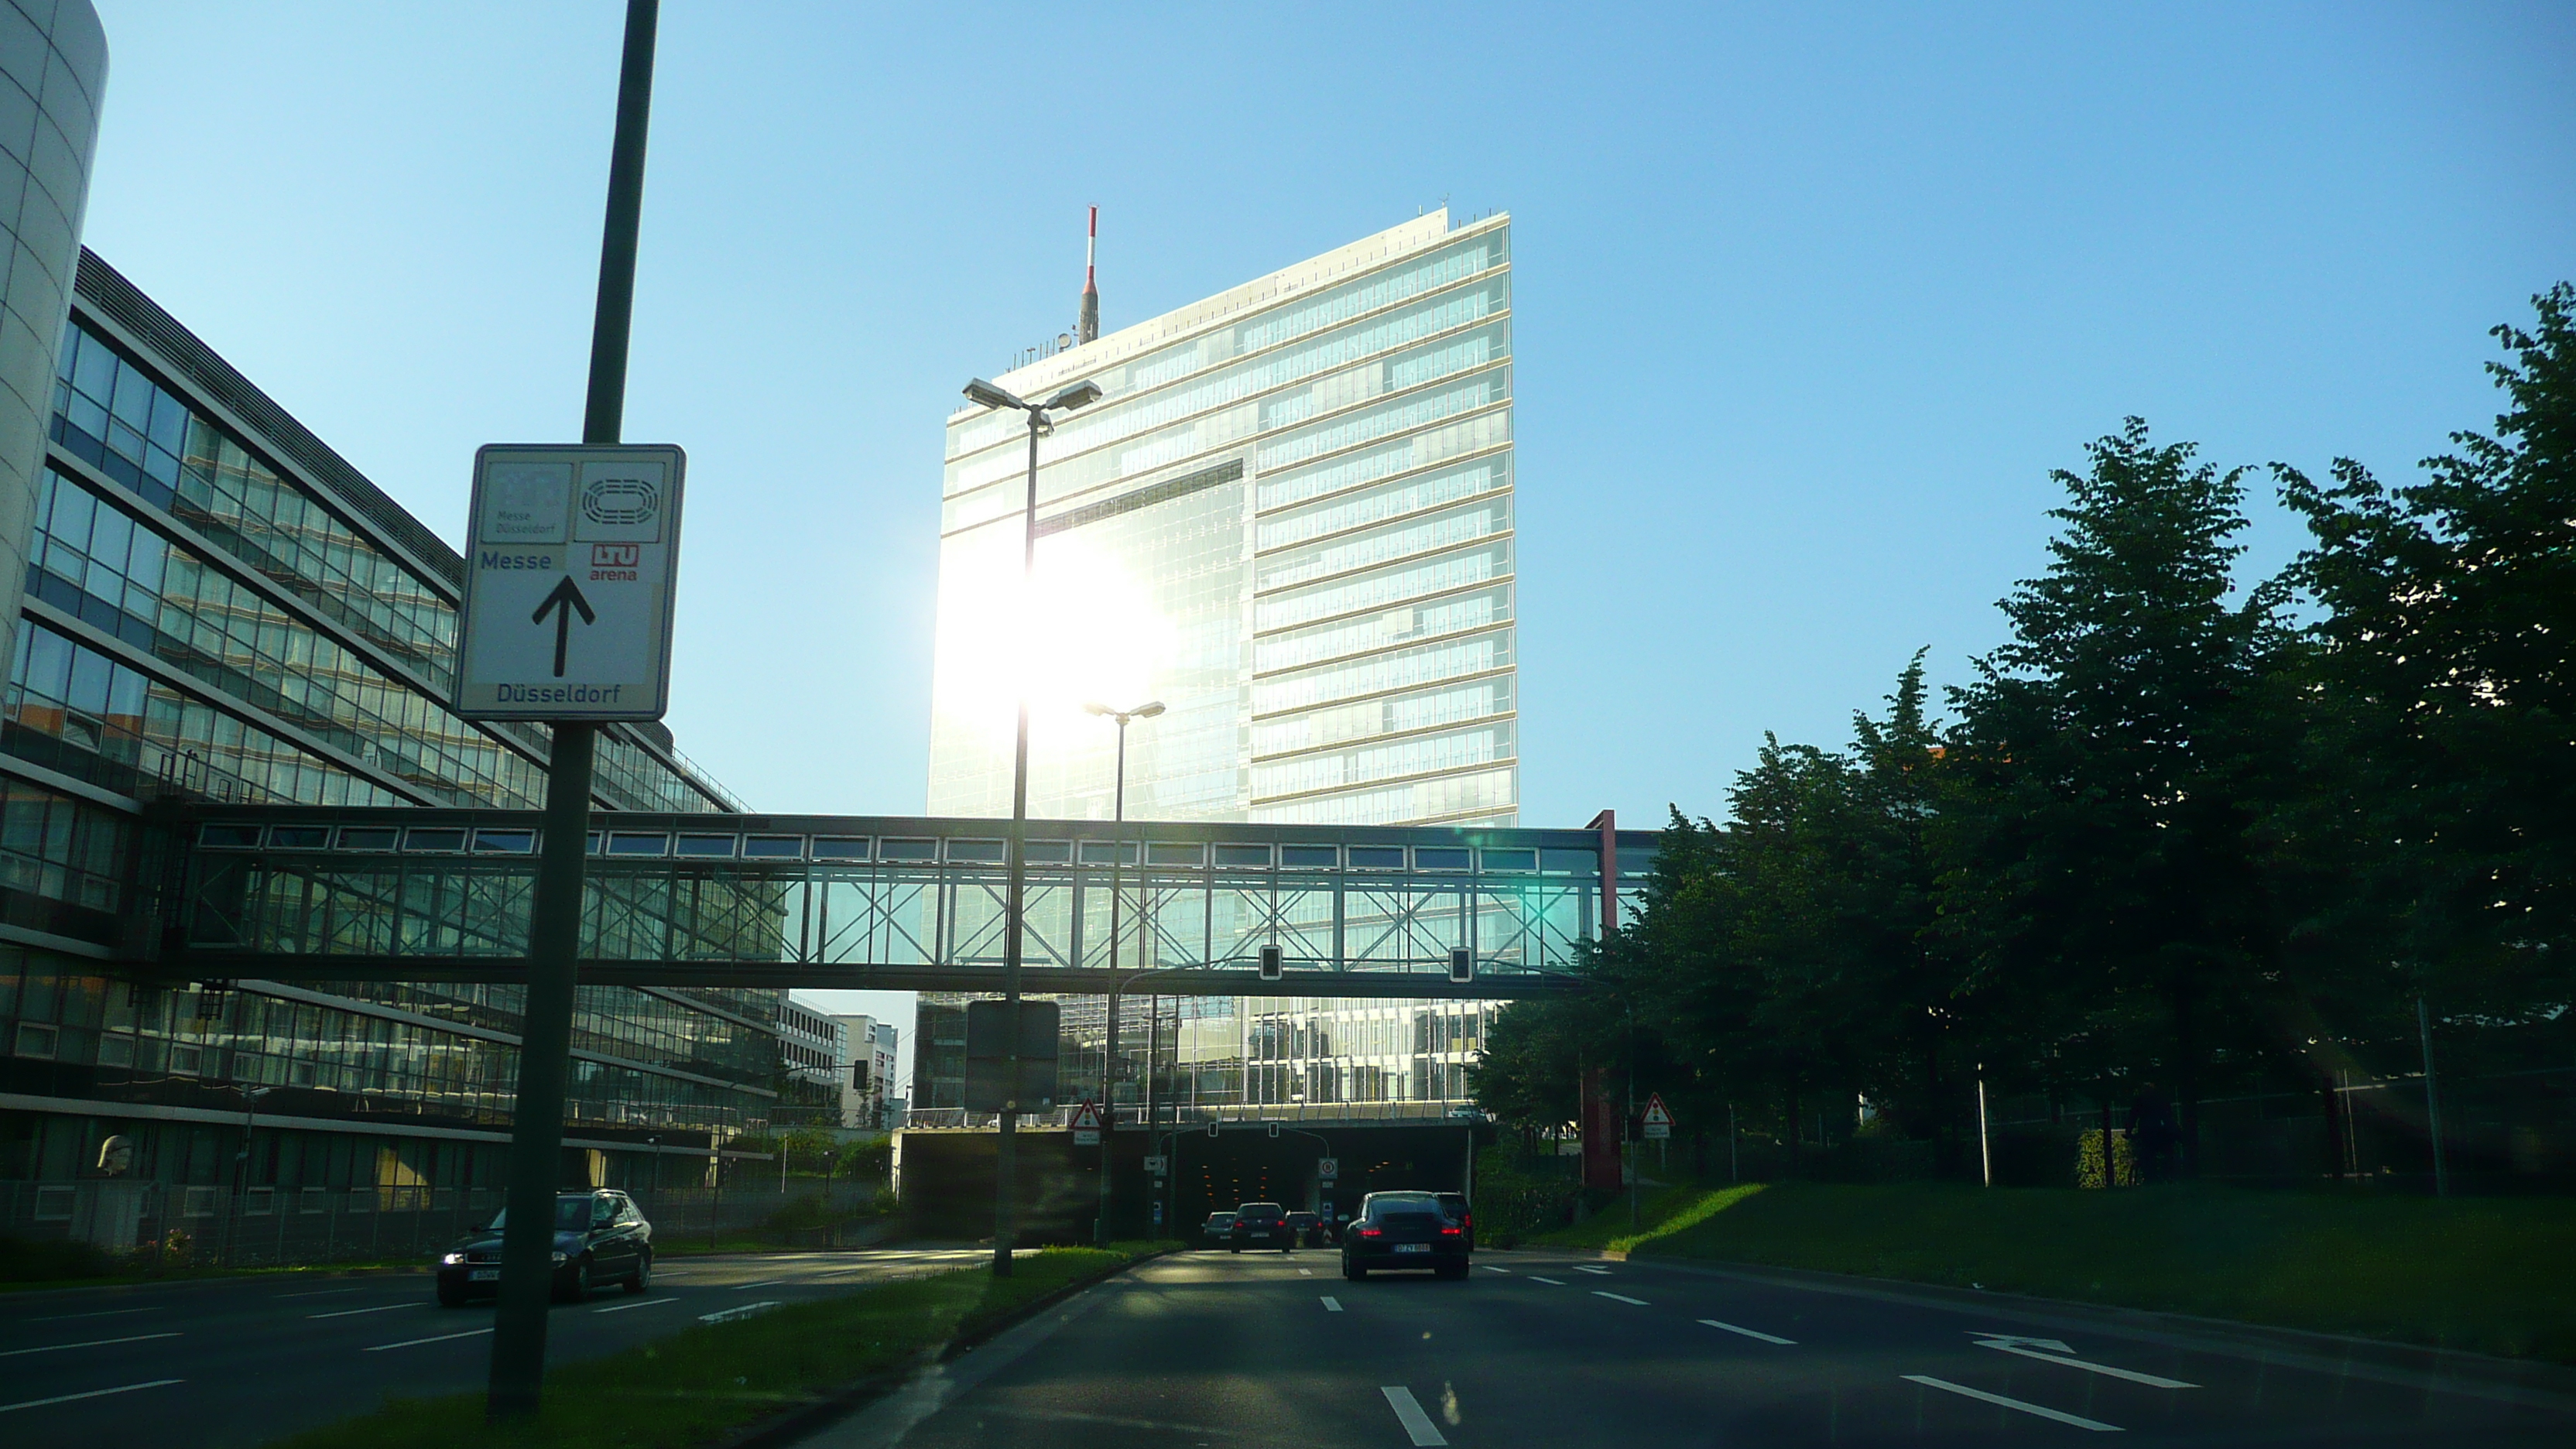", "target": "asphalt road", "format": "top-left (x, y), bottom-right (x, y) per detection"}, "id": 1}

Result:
top-left (0, 1246), bottom-right (995, 1448)
top-left (815, 1245), bottom-right (2576, 1448)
